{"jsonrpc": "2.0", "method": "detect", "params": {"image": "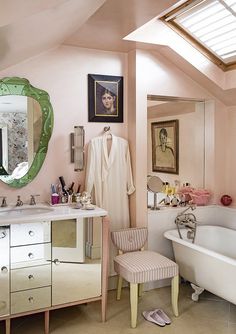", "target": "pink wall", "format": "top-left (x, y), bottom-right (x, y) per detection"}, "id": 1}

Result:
top-left (0, 44), bottom-right (233, 220)
top-left (0, 45), bottom-right (128, 204)
top-left (131, 49), bottom-right (229, 226)
top-left (226, 106), bottom-right (236, 203)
